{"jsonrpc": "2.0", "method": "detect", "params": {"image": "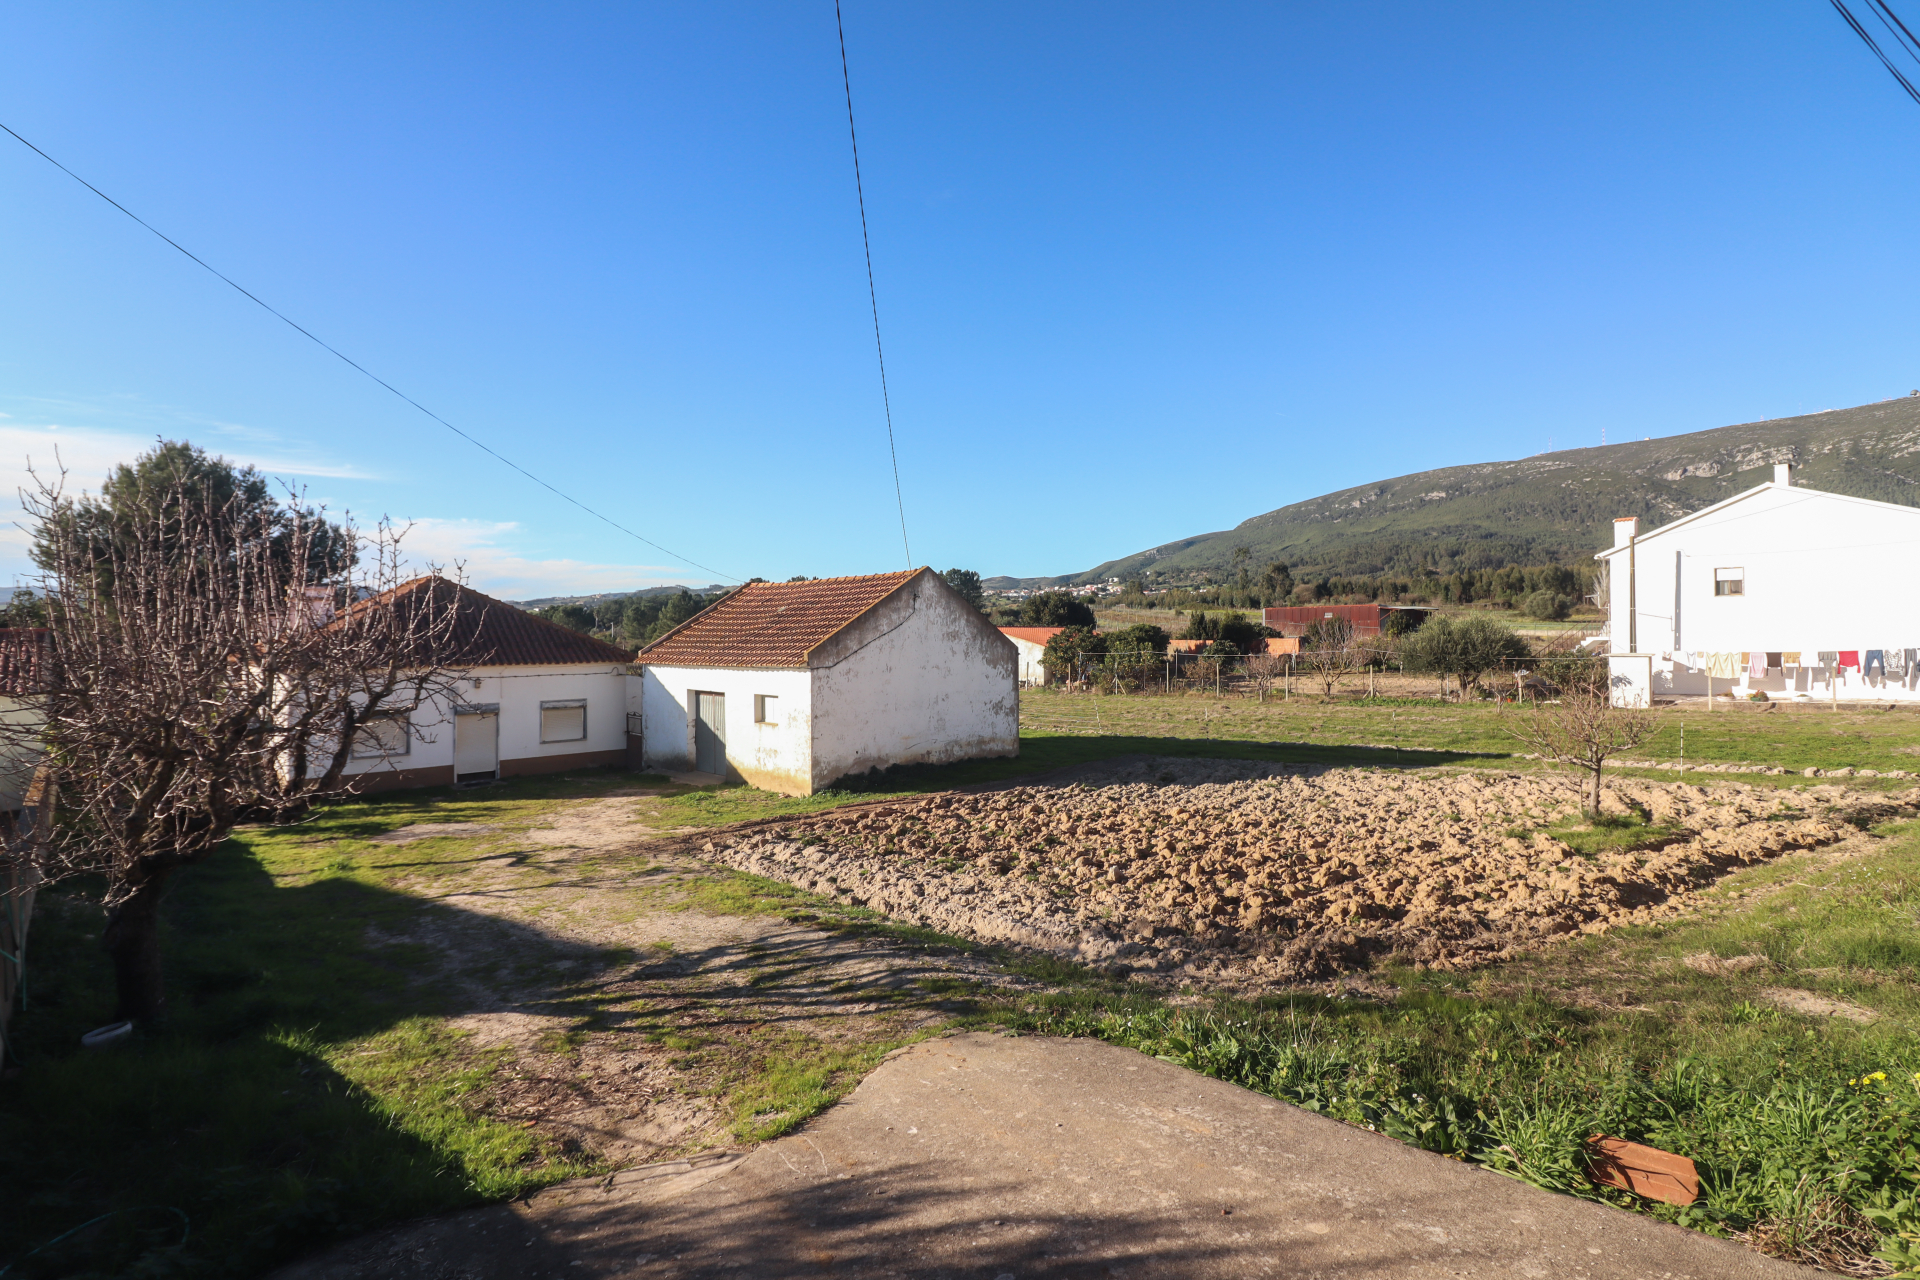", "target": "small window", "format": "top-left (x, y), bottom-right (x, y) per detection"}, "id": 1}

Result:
top-left (352, 710), bottom-right (411, 759)
top-left (540, 699), bottom-right (587, 743)
top-left (754, 694), bottom-right (778, 724)
top-left (1714, 568), bottom-right (1745, 597)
